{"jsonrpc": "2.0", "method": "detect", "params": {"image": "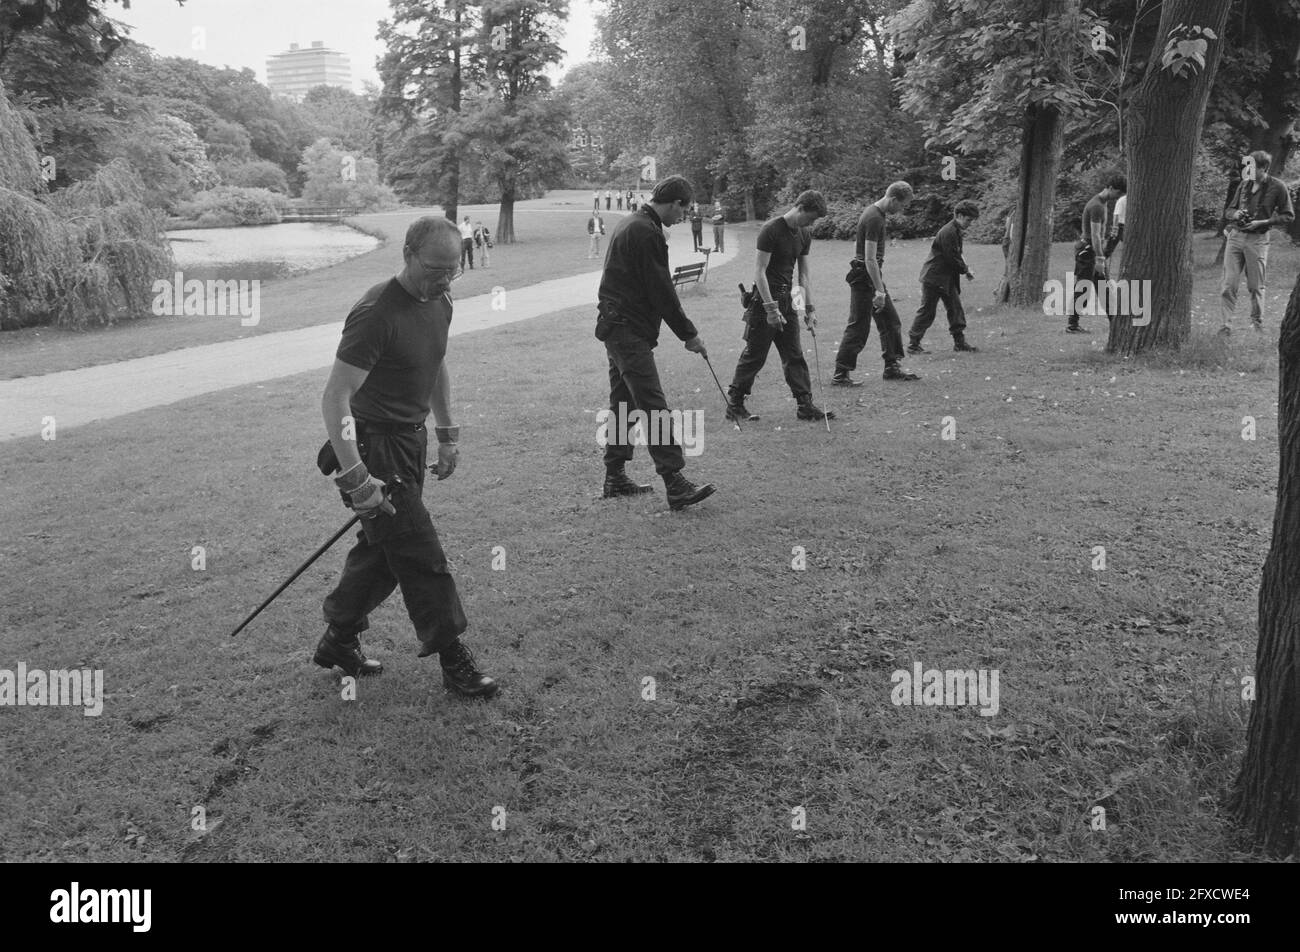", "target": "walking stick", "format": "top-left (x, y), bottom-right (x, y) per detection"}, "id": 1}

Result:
top-left (227, 480), bottom-right (400, 637)
top-left (805, 313), bottom-right (831, 433)
top-left (701, 352), bottom-right (740, 431)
